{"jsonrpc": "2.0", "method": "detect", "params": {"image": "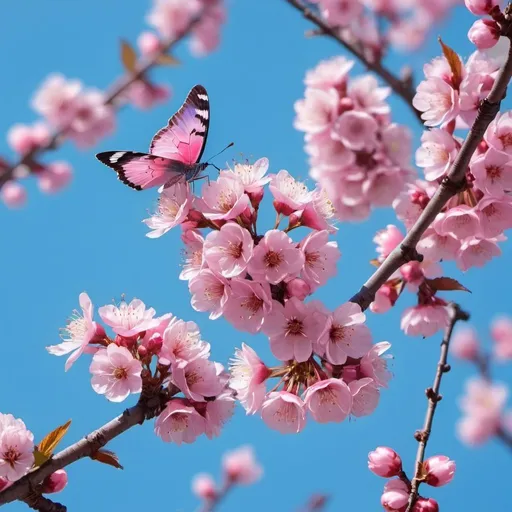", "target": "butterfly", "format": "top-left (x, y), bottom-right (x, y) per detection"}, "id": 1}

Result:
top-left (96, 84), bottom-right (212, 191)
